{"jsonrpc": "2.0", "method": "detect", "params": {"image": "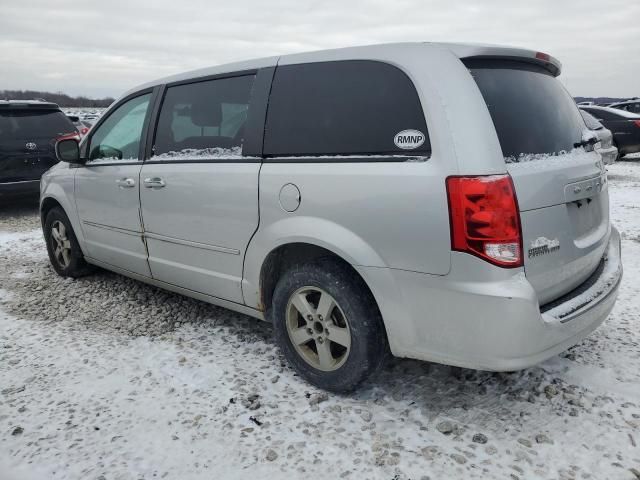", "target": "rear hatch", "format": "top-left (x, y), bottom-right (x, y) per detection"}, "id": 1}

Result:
top-left (465, 59), bottom-right (609, 305)
top-left (0, 109), bottom-right (75, 182)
